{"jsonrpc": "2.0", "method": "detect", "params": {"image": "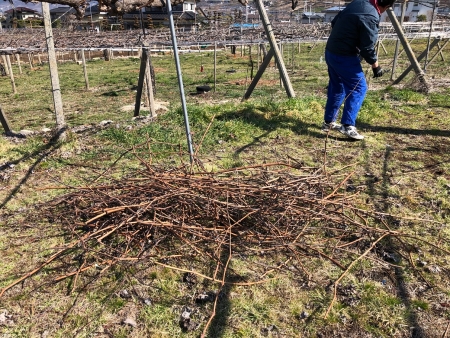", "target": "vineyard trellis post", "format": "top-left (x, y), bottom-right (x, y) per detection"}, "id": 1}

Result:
top-left (81, 49), bottom-right (90, 91)
top-left (15, 54), bottom-right (22, 75)
top-left (243, 0), bottom-right (295, 100)
top-left (5, 54), bottom-right (16, 94)
top-left (144, 50), bottom-right (155, 117)
top-left (391, 0), bottom-right (407, 80)
top-left (1, 55), bottom-right (9, 75)
top-left (392, 37), bottom-right (441, 85)
top-left (27, 53), bottom-right (33, 68)
top-left (424, 0), bottom-right (437, 72)
top-left (134, 46), bottom-right (155, 117)
top-left (42, 1), bottom-right (66, 141)
top-left (0, 103), bottom-right (12, 135)
top-left (214, 42), bottom-right (217, 92)
top-left (386, 8), bottom-right (430, 92)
